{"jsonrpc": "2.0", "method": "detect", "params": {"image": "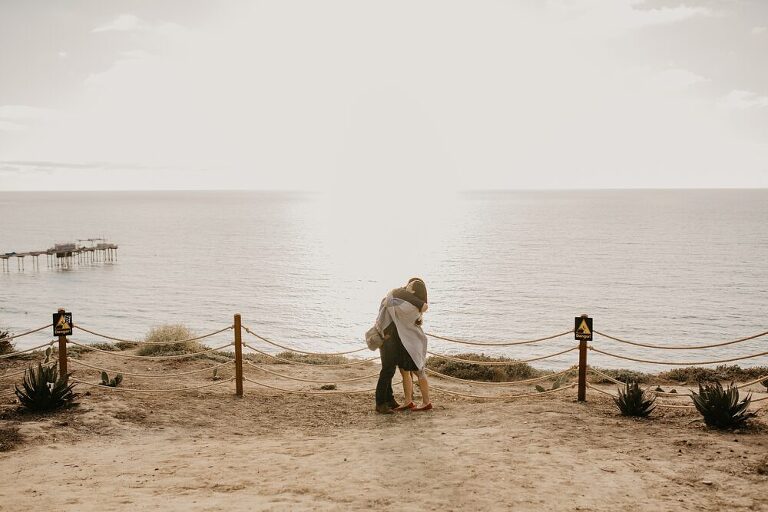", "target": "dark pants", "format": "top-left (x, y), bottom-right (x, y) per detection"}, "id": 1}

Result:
top-left (375, 336), bottom-right (398, 406)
